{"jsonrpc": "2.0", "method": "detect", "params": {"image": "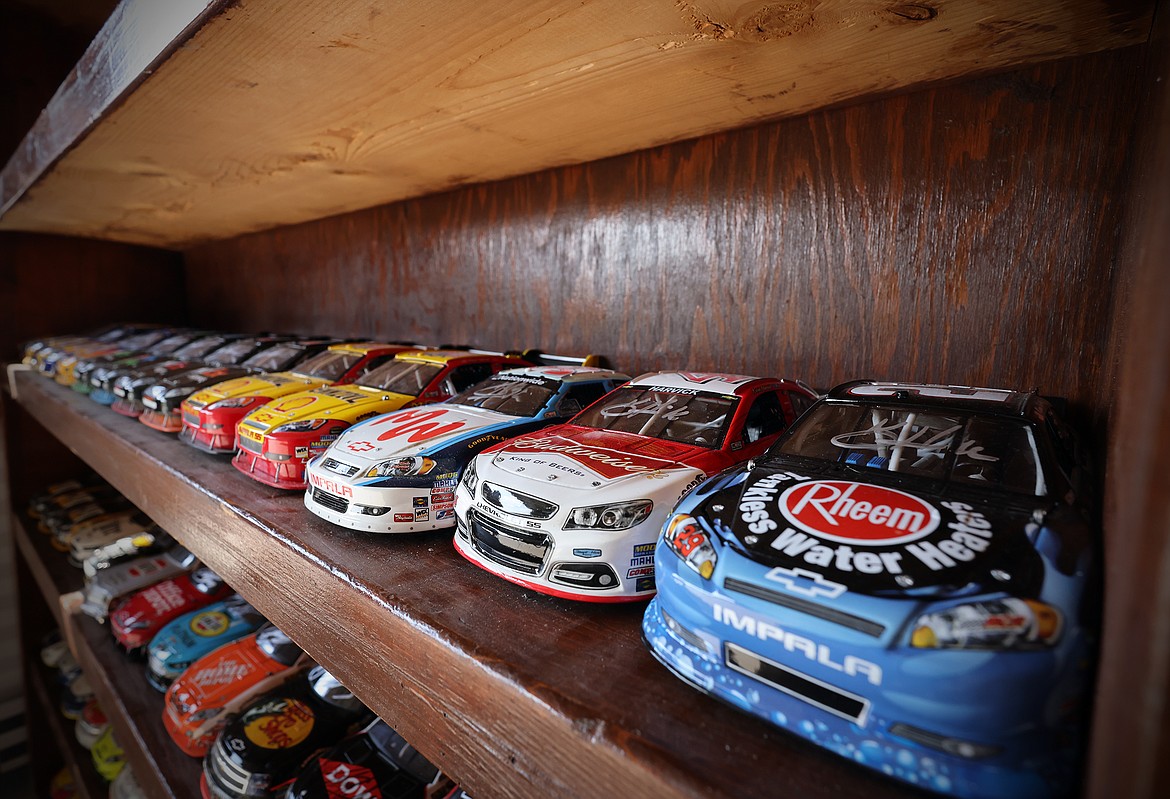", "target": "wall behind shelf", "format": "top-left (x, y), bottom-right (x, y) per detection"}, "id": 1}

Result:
top-left (183, 47), bottom-right (1144, 437)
